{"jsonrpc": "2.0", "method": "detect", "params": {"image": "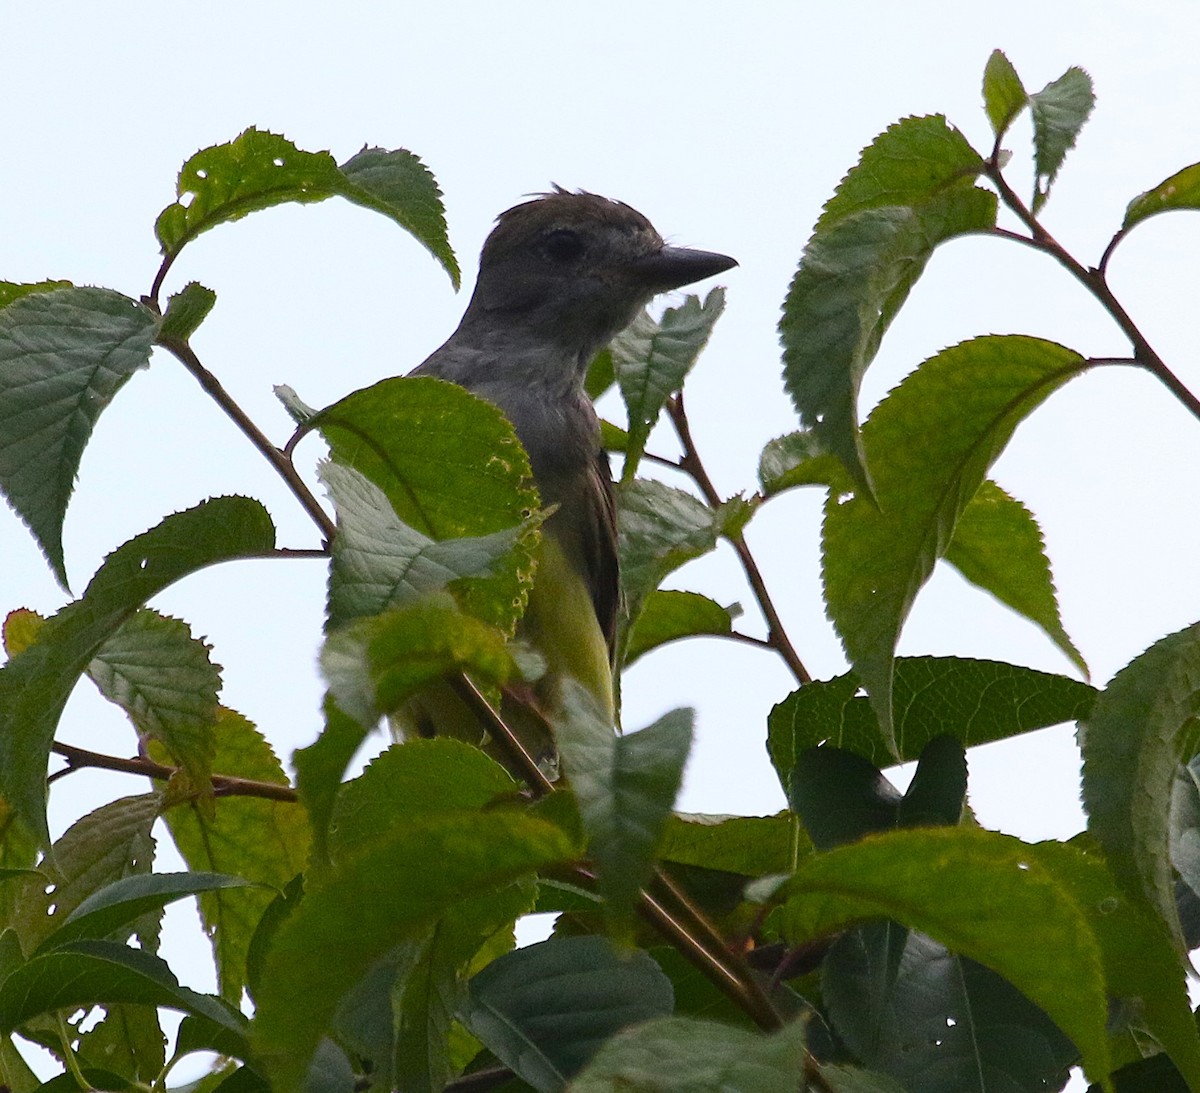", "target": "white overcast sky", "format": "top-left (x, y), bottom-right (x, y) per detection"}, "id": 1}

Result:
top-left (3, 10), bottom-right (1200, 1067)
